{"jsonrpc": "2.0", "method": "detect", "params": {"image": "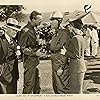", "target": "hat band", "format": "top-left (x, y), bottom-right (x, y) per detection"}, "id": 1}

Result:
top-left (7, 23), bottom-right (21, 29)
top-left (50, 17), bottom-right (62, 20)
